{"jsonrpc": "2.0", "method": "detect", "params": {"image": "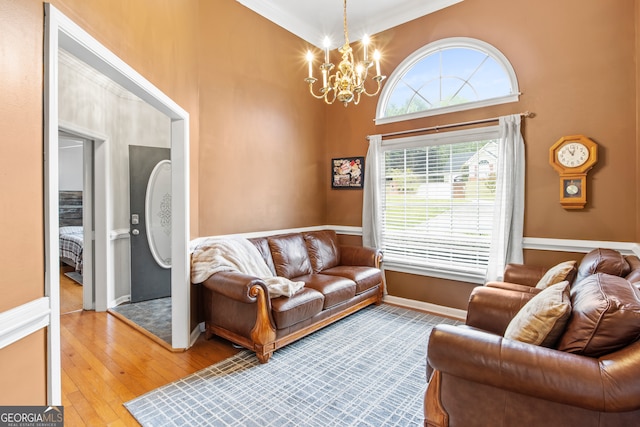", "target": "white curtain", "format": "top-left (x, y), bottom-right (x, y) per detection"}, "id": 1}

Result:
top-left (485, 114), bottom-right (525, 281)
top-left (362, 135), bottom-right (382, 248)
